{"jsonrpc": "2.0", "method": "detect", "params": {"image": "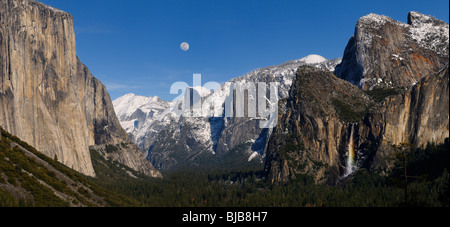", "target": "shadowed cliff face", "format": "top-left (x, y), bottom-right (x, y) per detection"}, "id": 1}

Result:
top-left (0, 0), bottom-right (160, 178)
top-left (357, 65), bottom-right (449, 174)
